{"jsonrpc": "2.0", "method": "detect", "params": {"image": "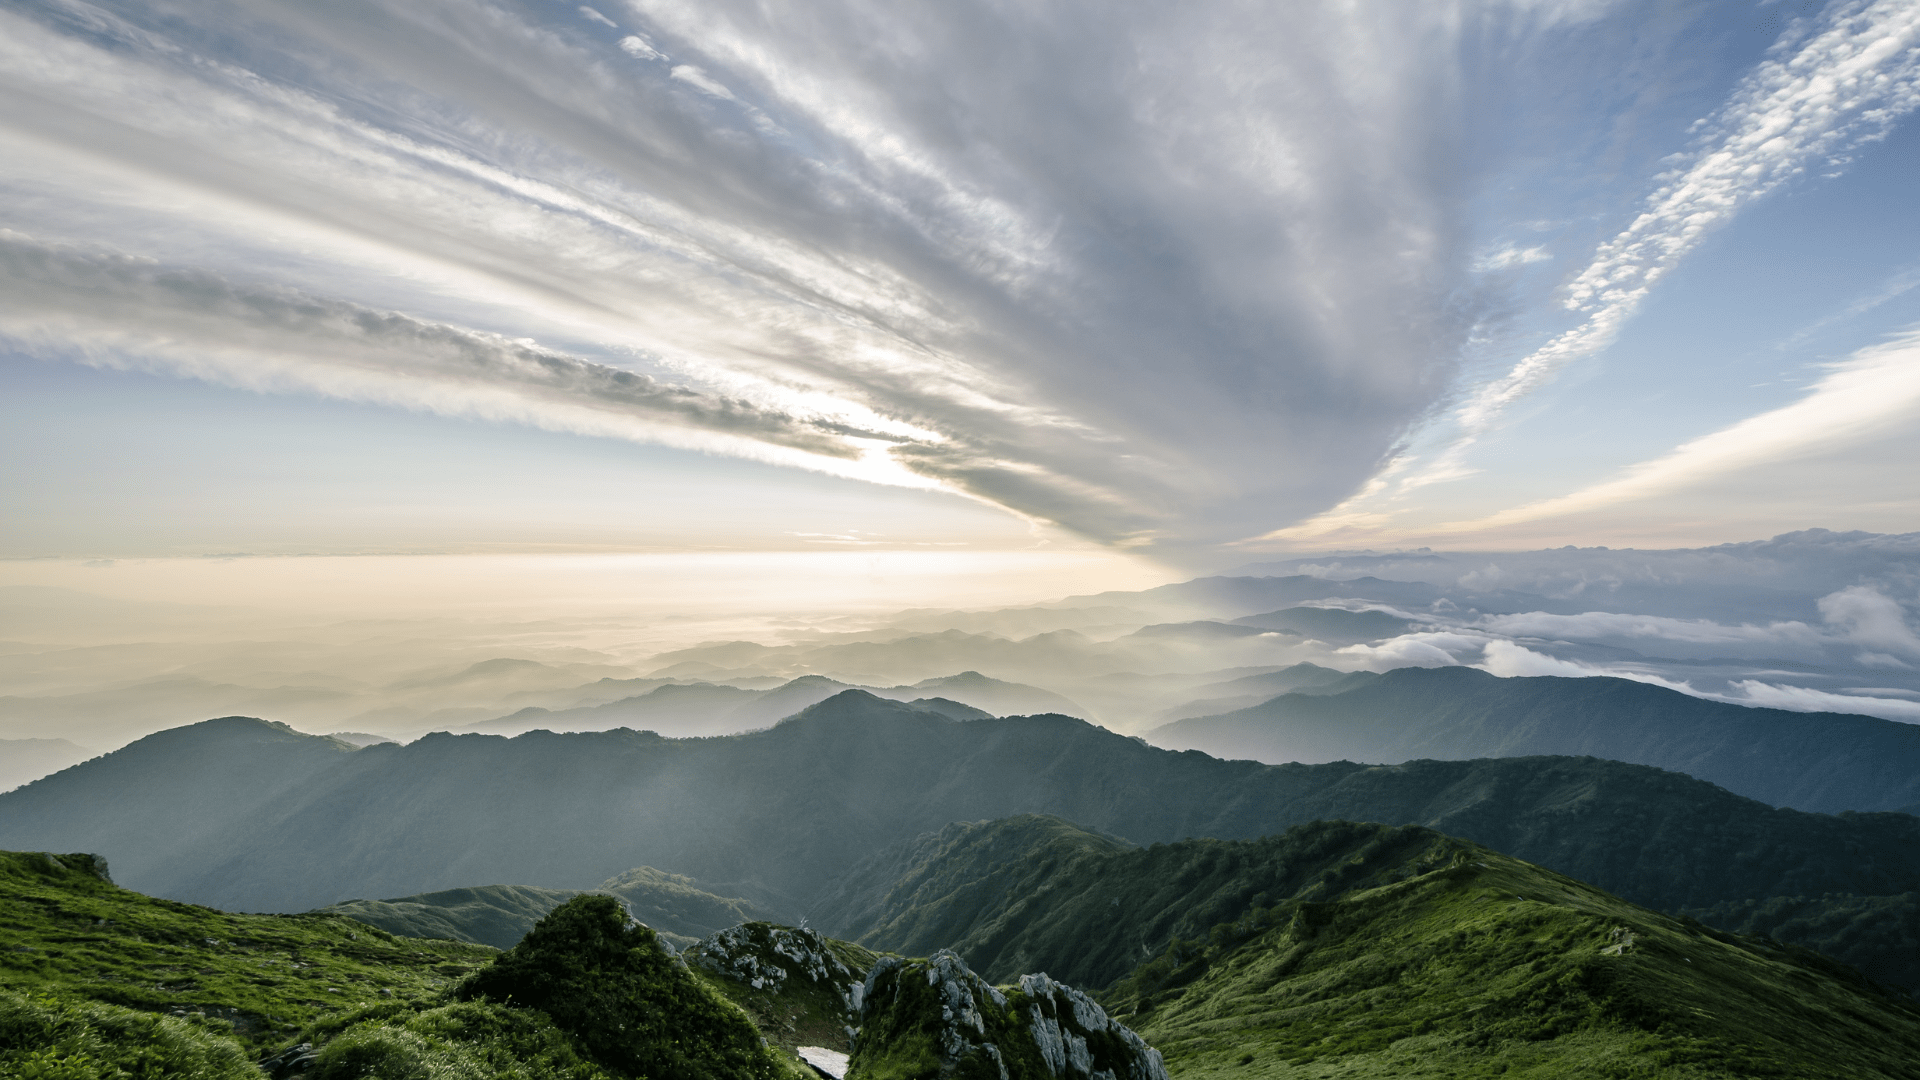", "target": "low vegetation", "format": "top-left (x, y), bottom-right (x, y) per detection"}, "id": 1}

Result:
top-left (1105, 847), bottom-right (1920, 1079)
top-left (0, 851), bottom-right (811, 1080)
